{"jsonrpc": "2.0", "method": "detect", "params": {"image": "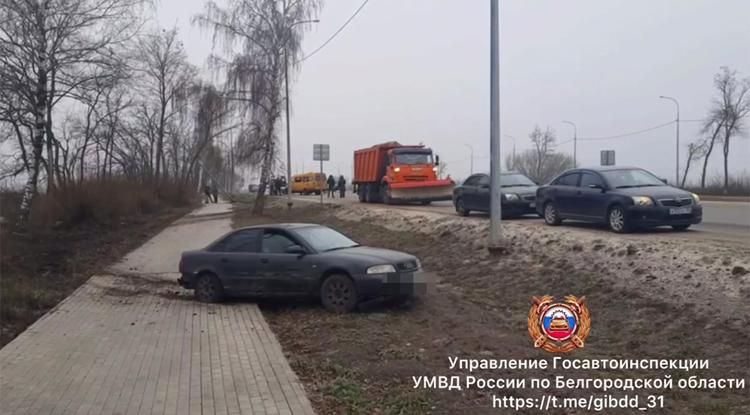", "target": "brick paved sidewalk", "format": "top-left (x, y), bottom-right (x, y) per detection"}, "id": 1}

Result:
top-left (0, 202), bottom-right (315, 415)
